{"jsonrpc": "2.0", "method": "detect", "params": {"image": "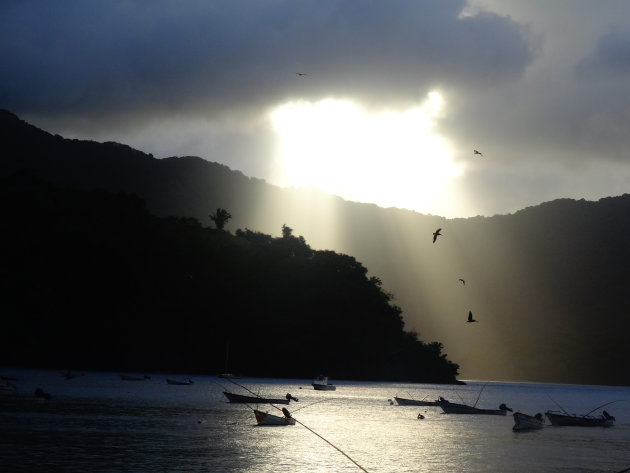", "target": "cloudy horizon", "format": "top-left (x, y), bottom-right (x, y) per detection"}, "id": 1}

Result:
top-left (2, 0), bottom-right (630, 218)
